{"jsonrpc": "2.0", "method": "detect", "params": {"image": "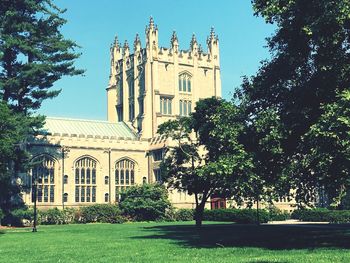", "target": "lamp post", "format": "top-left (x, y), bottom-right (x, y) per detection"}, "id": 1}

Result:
top-left (32, 174), bottom-right (37, 232)
top-left (61, 146), bottom-right (70, 210)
